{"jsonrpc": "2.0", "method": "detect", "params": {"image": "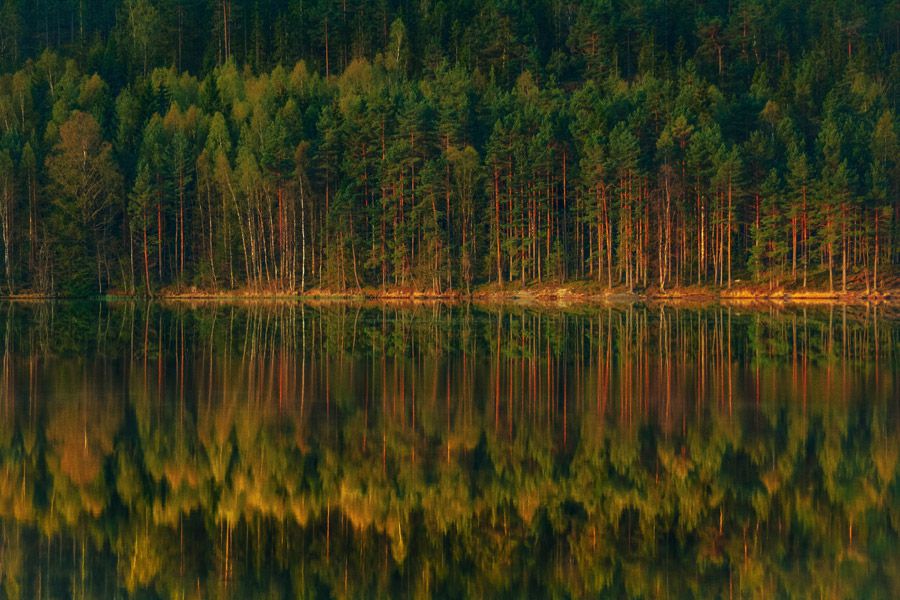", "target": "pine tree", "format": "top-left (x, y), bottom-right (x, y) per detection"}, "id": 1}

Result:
top-left (45, 110), bottom-right (122, 294)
